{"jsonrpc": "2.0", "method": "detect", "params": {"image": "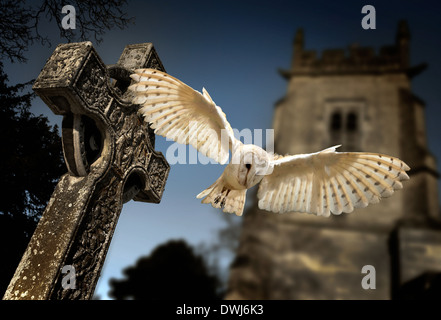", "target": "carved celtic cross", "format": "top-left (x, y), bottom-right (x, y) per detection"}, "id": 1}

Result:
top-left (3, 42), bottom-right (170, 300)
